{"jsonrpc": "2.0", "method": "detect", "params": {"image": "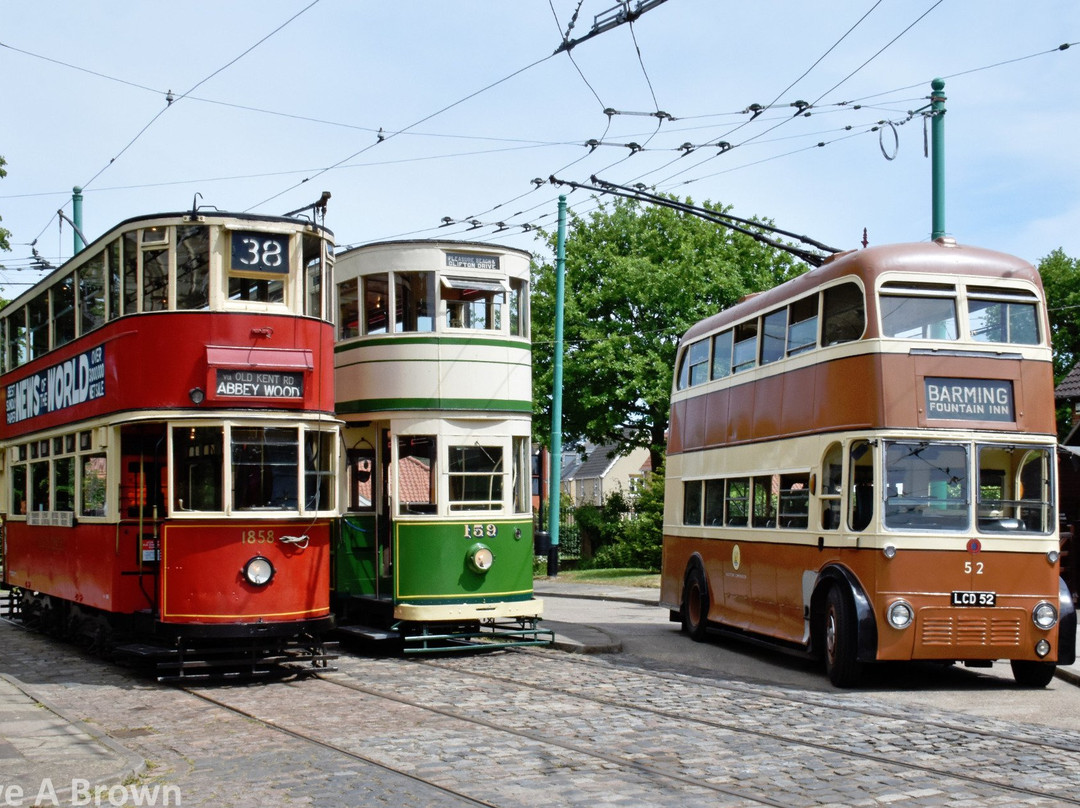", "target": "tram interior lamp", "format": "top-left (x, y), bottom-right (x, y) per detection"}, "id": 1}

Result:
top-left (189, 387), bottom-right (205, 405)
